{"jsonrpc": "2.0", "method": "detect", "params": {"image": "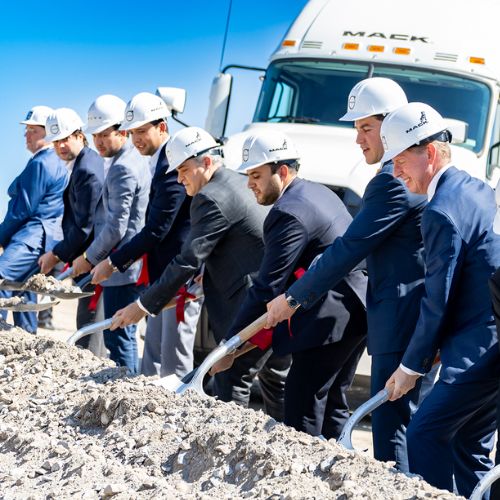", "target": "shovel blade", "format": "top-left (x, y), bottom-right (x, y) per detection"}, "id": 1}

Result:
top-left (152, 374), bottom-right (184, 392)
